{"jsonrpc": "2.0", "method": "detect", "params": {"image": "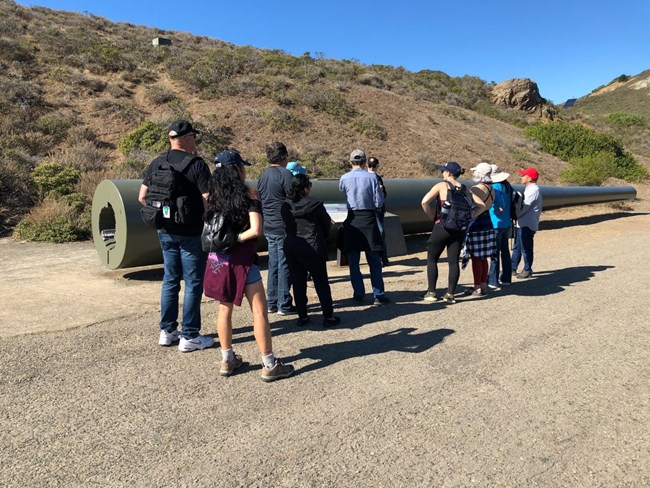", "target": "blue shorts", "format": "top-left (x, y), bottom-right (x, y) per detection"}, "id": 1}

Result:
top-left (245, 264), bottom-right (262, 285)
